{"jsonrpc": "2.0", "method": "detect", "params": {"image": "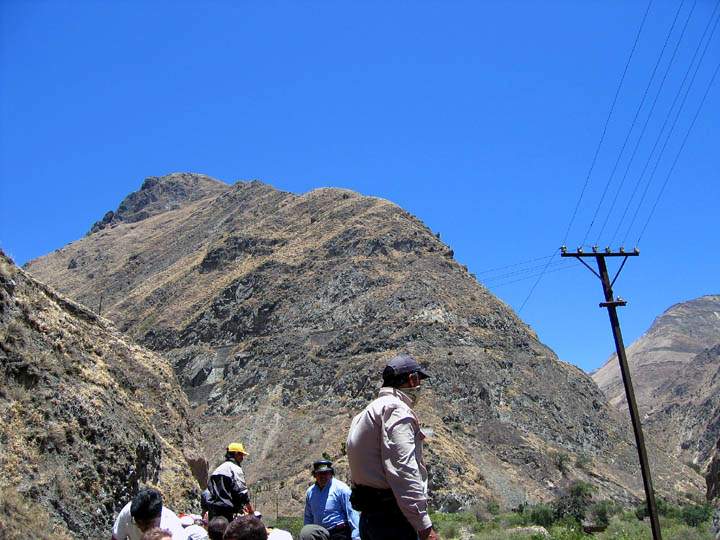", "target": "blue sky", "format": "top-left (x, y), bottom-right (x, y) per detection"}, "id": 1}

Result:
top-left (1, 0), bottom-right (718, 372)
